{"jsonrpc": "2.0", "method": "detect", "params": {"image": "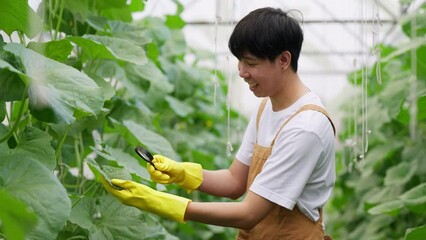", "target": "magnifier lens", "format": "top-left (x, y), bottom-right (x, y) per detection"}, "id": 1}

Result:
top-left (135, 146), bottom-right (156, 170)
top-left (138, 151), bottom-right (149, 160)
